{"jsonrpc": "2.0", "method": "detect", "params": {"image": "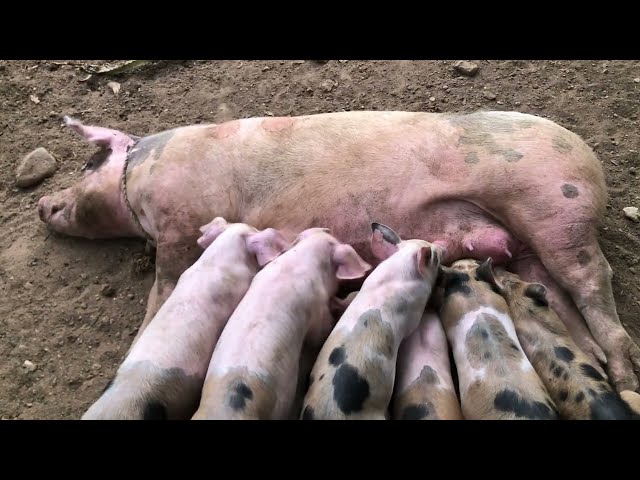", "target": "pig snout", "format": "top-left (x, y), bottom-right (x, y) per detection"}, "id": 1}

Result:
top-left (37, 196), bottom-right (65, 222)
